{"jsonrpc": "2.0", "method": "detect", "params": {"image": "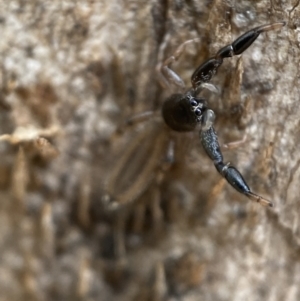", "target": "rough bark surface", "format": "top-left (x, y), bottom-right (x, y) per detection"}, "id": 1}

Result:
top-left (0, 1), bottom-right (299, 301)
